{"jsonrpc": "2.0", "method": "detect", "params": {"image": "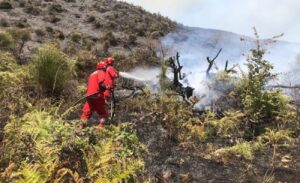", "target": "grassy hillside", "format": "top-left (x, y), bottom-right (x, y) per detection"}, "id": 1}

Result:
top-left (0, 0), bottom-right (176, 73)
